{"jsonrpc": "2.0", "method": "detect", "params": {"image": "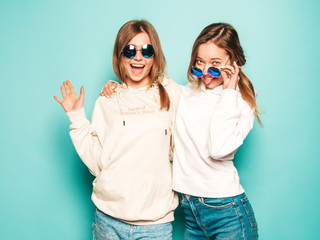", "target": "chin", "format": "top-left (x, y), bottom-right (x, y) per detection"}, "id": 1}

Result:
top-left (205, 80), bottom-right (222, 89)
top-left (130, 74), bottom-right (148, 82)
